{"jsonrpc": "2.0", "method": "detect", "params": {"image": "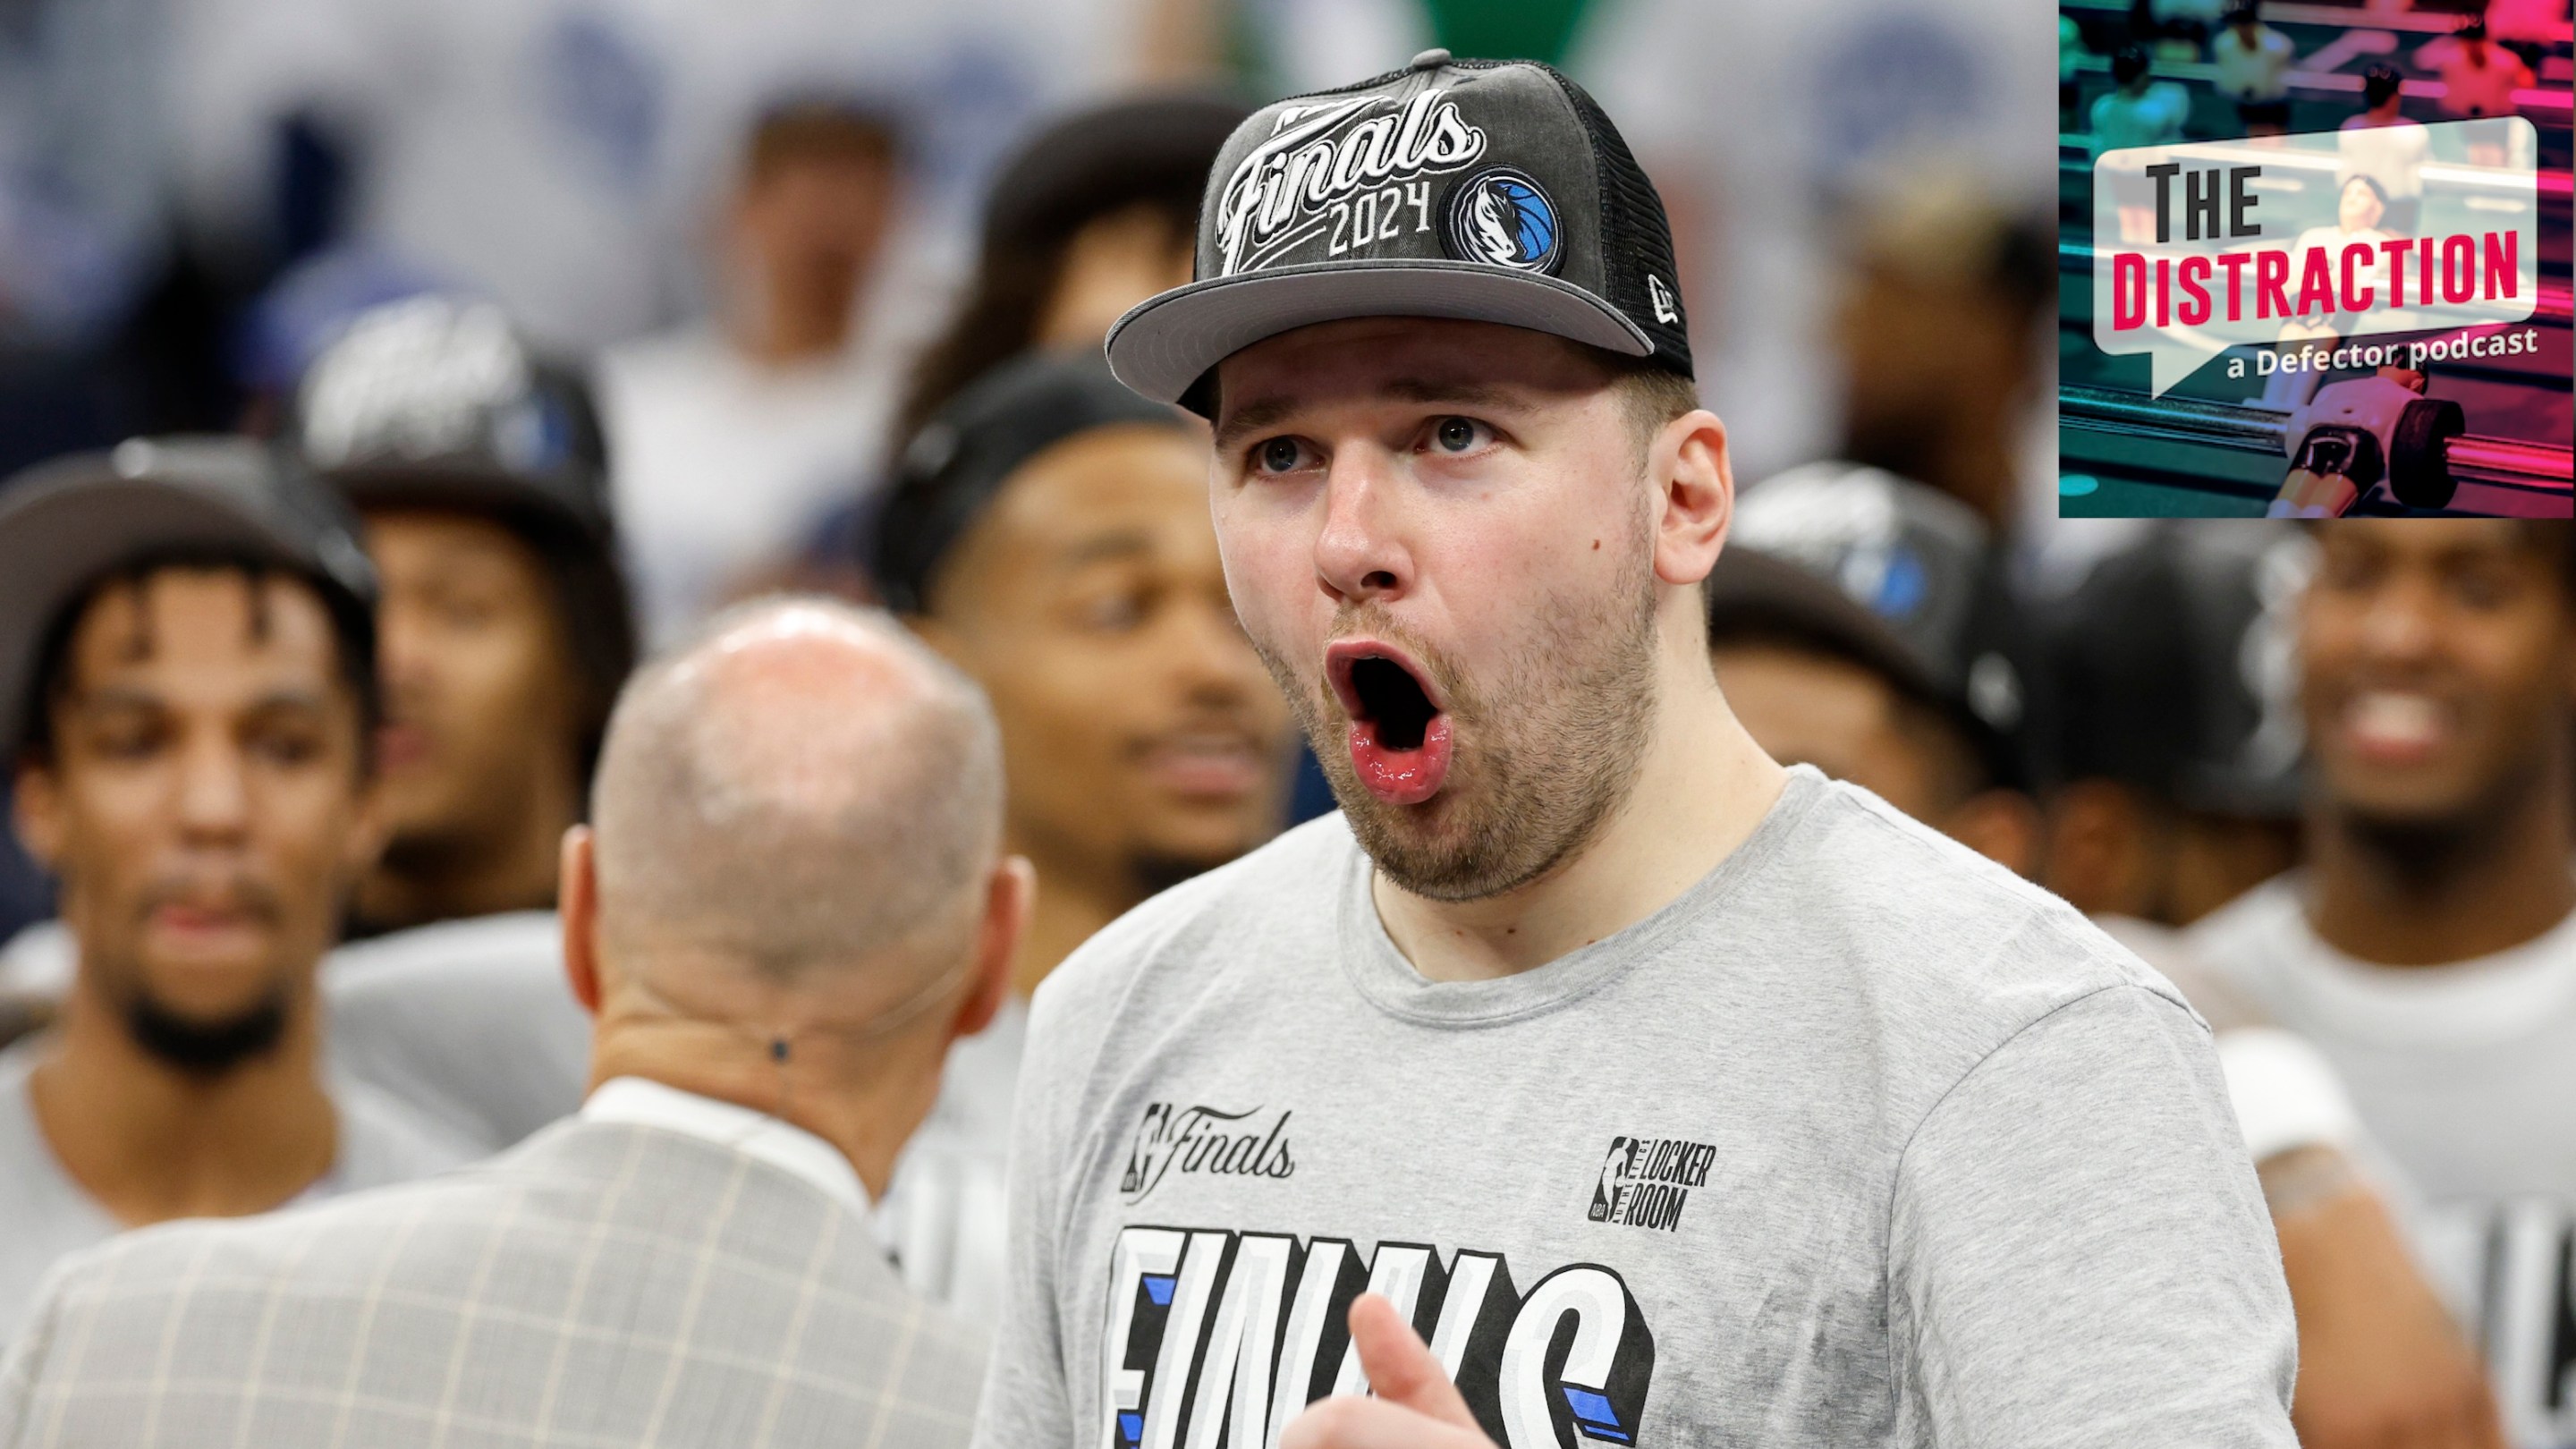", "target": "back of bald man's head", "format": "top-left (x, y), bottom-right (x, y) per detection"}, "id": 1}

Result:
top-left (590, 597), bottom-right (1004, 985)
